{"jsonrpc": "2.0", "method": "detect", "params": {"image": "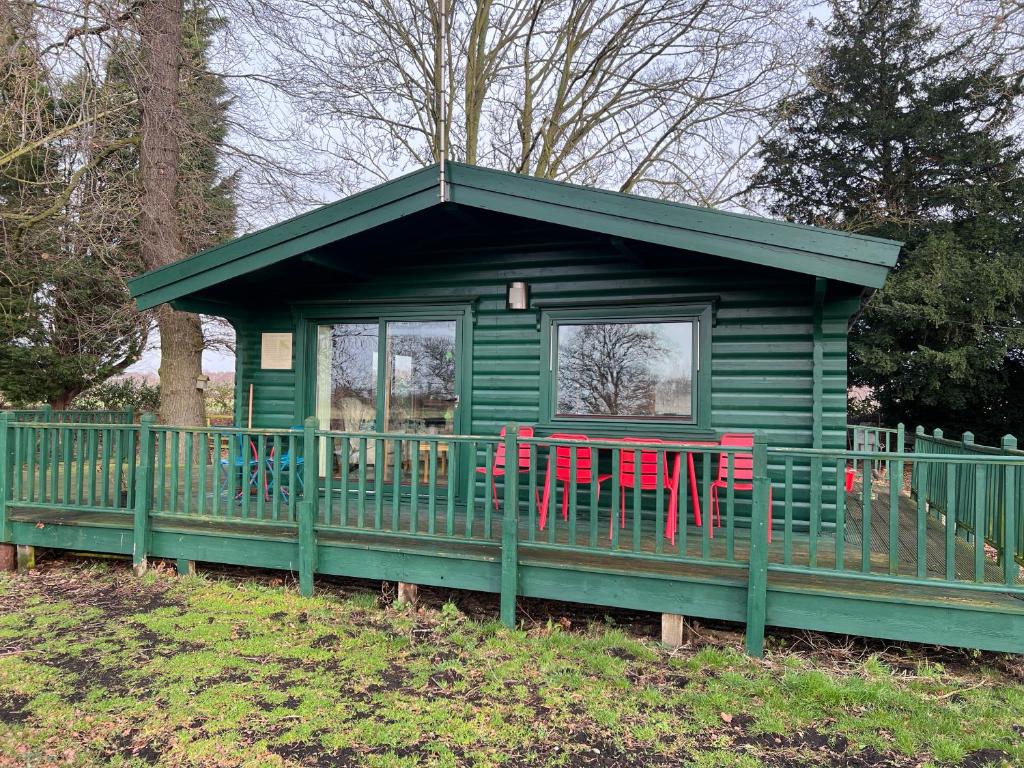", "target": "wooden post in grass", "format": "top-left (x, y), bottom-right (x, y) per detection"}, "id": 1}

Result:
top-left (297, 416), bottom-right (318, 597)
top-left (744, 431), bottom-right (770, 658)
top-left (661, 613), bottom-right (689, 647)
top-left (176, 558), bottom-right (196, 576)
top-left (132, 413), bottom-right (155, 577)
top-left (16, 545), bottom-right (34, 574)
top-left (499, 423), bottom-right (520, 628)
top-left (397, 582), bottom-right (419, 606)
top-left (0, 411), bottom-right (12, 570)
